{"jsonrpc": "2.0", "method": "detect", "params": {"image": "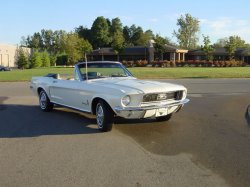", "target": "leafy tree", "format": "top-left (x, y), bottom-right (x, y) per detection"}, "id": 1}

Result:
top-left (135, 29), bottom-right (154, 46)
top-left (154, 35), bottom-right (175, 60)
top-left (41, 29), bottom-right (54, 51)
top-left (75, 26), bottom-right (92, 43)
top-left (110, 18), bottom-right (125, 60)
top-left (142, 30), bottom-right (154, 44)
top-left (20, 36), bottom-right (28, 47)
top-left (64, 33), bottom-right (81, 65)
top-left (225, 35), bottom-right (246, 60)
top-left (41, 51), bottom-right (50, 67)
top-left (244, 43), bottom-right (250, 49)
top-left (76, 37), bottom-right (93, 61)
top-left (123, 25), bottom-right (152, 47)
top-left (112, 31), bottom-right (125, 61)
top-left (30, 50), bottom-right (42, 68)
top-left (91, 16), bottom-right (111, 48)
top-left (154, 35), bottom-right (168, 60)
top-left (17, 48), bottom-right (29, 69)
top-left (110, 18), bottom-right (123, 34)
top-left (123, 26), bottom-right (133, 46)
top-left (106, 18), bottom-right (111, 28)
top-left (56, 53), bottom-right (68, 66)
top-left (213, 38), bottom-right (227, 48)
top-left (50, 54), bottom-right (57, 66)
top-left (64, 33), bottom-right (92, 65)
top-left (53, 30), bottom-right (68, 54)
top-left (130, 25), bottom-right (144, 46)
top-left (173, 13), bottom-right (200, 49)
top-left (25, 32), bottom-right (43, 49)
top-left (23, 29), bottom-right (68, 55)
top-left (202, 35), bottom-right (214, 61)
